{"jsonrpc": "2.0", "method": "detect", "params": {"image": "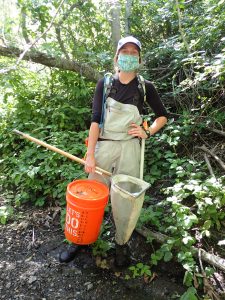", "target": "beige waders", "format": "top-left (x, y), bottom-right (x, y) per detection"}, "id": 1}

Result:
top-left (89, 97), bottom-right (143, 245)
top-left (89, 97), bottom-right (142, 184)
